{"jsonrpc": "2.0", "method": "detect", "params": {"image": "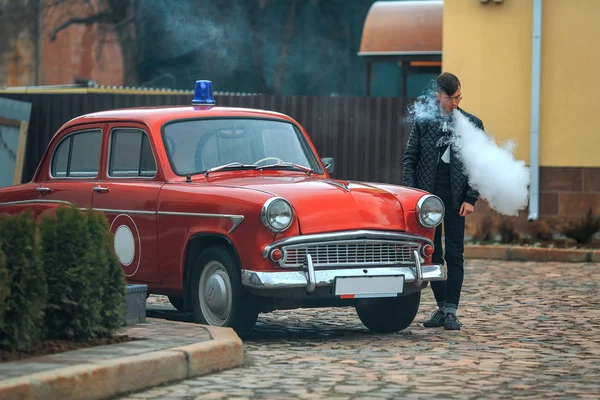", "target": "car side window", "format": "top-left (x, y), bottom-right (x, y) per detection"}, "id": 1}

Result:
top-left (51, 130), bottom-right (102, 178)
top-left (109, 128), bottom-right (157, 178)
